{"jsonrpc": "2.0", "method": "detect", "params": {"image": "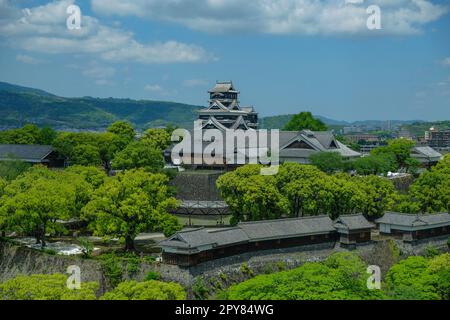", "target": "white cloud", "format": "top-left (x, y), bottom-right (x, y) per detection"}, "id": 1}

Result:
top-left (91, 0), bottom-right (449, 35)
top-left (16, 54), bottom-right (45, 64)
top-left (183, 79), bottom-right (209, 87)
top-left (82, 64), bottom-right (116, 79)
top-left (144, 84), bottom-right (177, 96)
top-left (0, 0), bottom-right (210, 64)
top-left (442, 57), bottom-right (450, 66)
top-left (144, 84), bottom-right (165, 93)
